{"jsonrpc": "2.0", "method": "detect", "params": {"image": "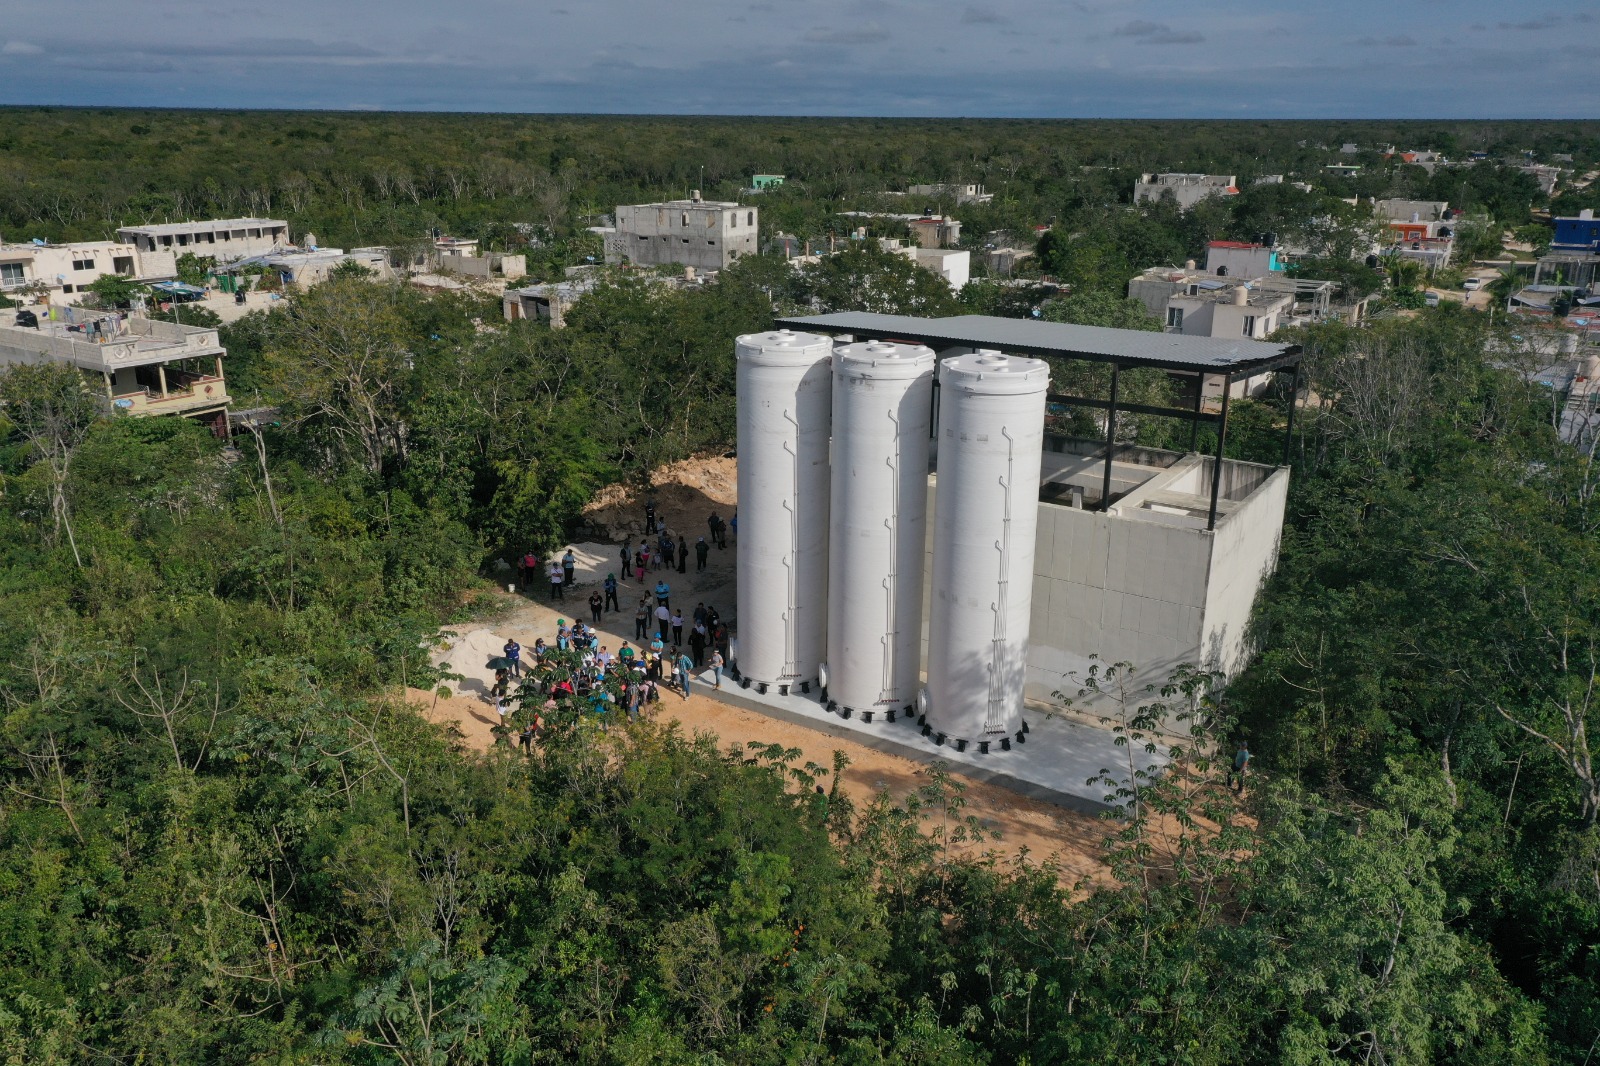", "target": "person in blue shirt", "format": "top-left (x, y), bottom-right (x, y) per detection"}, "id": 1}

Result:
top-left (674, 649), bottom-right (694, 699)
top-left (654, 579), bottom-right (670, 608)
top-left (503, 638), bottom-right (522, 677)
top-left (603, 572), bottom-right (619, 612)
